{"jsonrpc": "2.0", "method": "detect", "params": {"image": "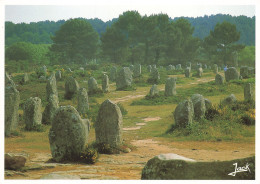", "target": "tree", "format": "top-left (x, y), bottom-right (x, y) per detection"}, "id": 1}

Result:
top-left (203, 21), bottom-right (243, 65)
top-left (50, 18), bottom-right (99, 64)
